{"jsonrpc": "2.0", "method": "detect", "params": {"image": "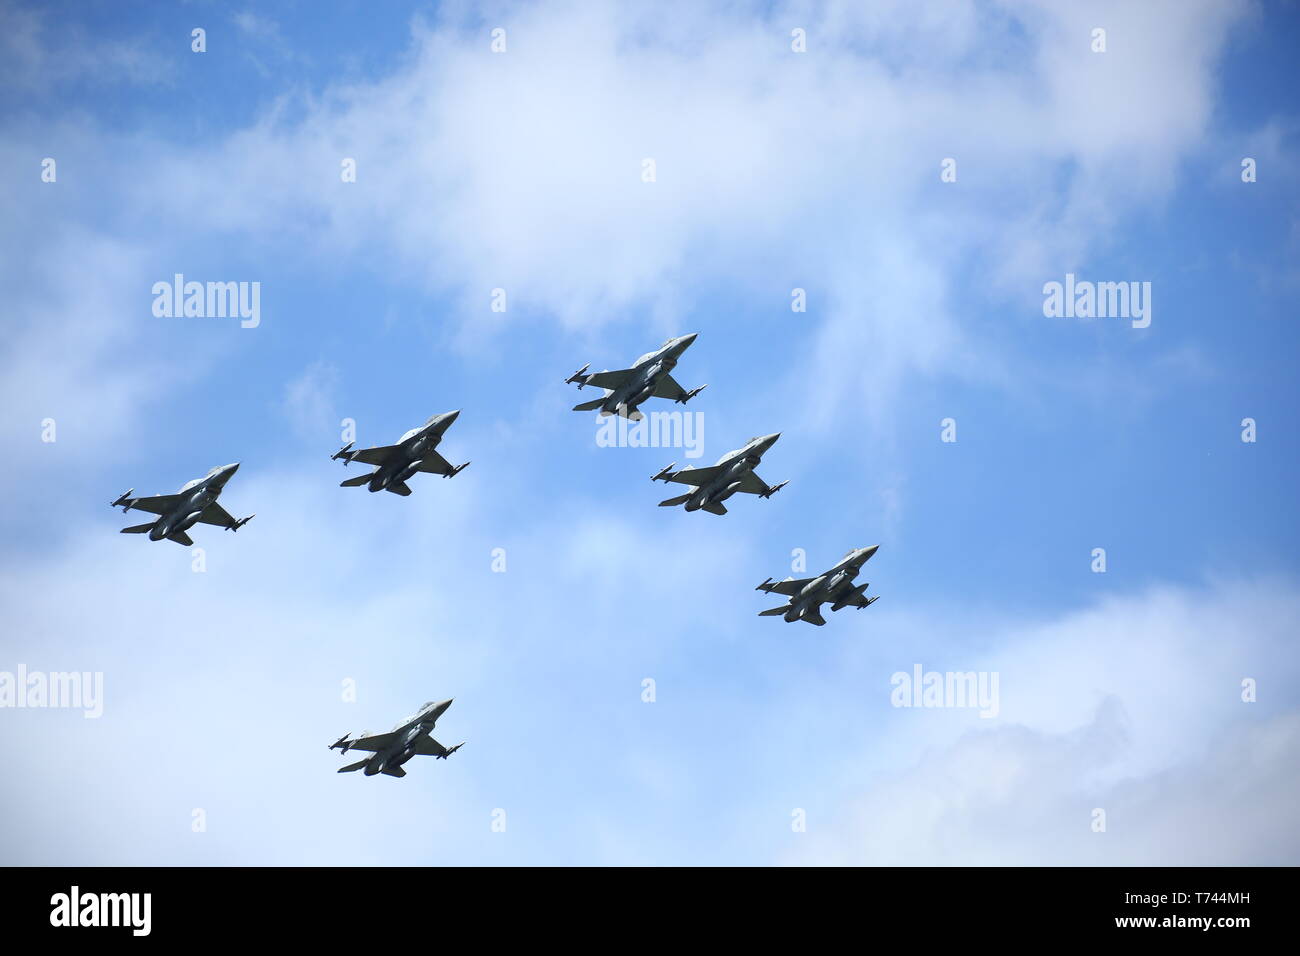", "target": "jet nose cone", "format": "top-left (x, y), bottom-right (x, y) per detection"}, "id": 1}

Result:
top-left (224, 463), bottom-right (240, 474)
top-left (443, 410), bottom-right (461, 425)
top-left (681, 332), bottom-right (698, 345)
top-left (763, 432), bottom-right (781, 444)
